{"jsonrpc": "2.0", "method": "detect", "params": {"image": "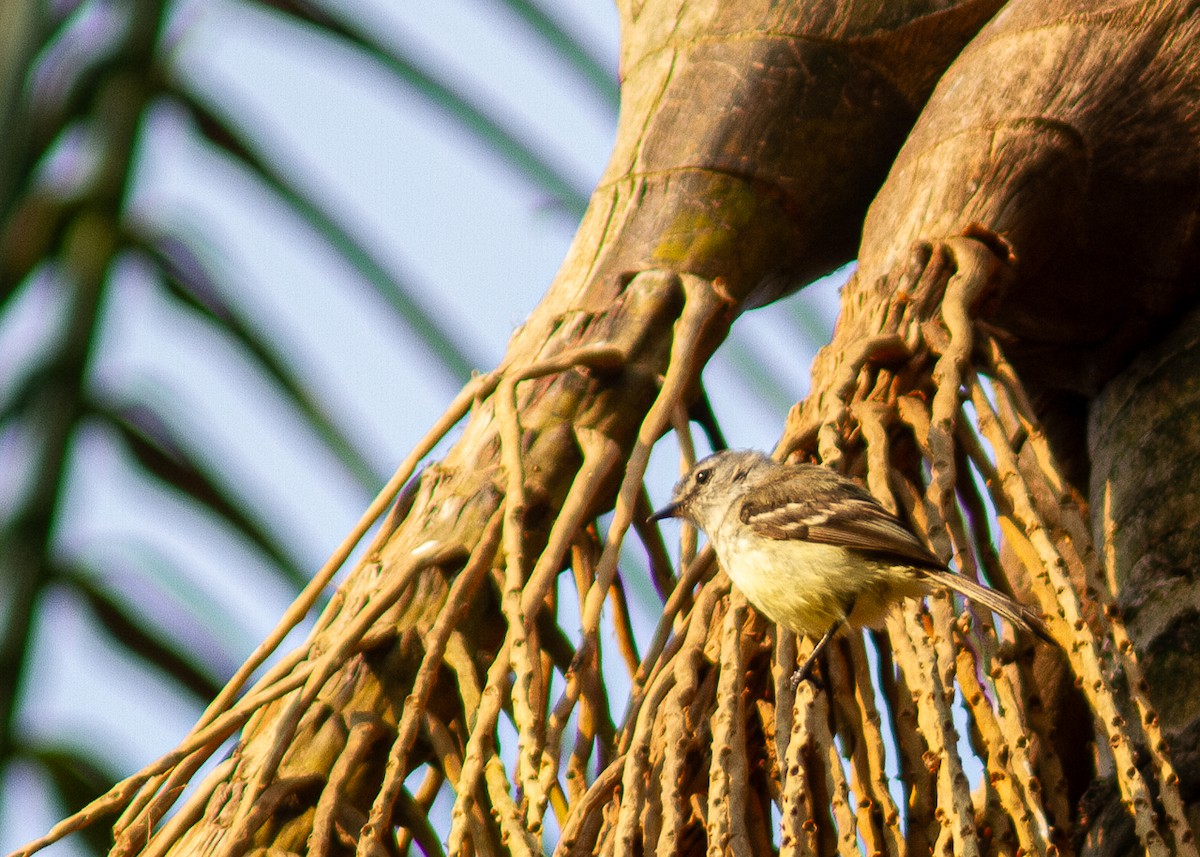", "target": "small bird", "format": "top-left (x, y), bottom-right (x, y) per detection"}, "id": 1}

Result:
top-left (650, 449), bottom-right (1052, 685)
